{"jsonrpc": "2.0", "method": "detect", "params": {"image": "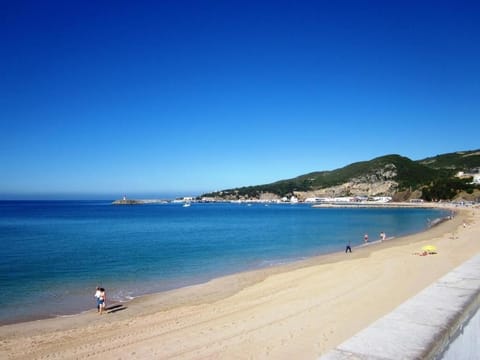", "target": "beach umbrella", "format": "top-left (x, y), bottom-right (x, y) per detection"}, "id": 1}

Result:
top-left (421, 245), bottom-right (437, 253)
